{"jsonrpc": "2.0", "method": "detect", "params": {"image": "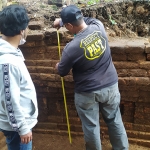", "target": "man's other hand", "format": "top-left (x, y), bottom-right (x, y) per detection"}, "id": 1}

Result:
top-left (53, 18), bottom-right (61, 29)
top-left (20, 131), bottom-right (32, 144)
